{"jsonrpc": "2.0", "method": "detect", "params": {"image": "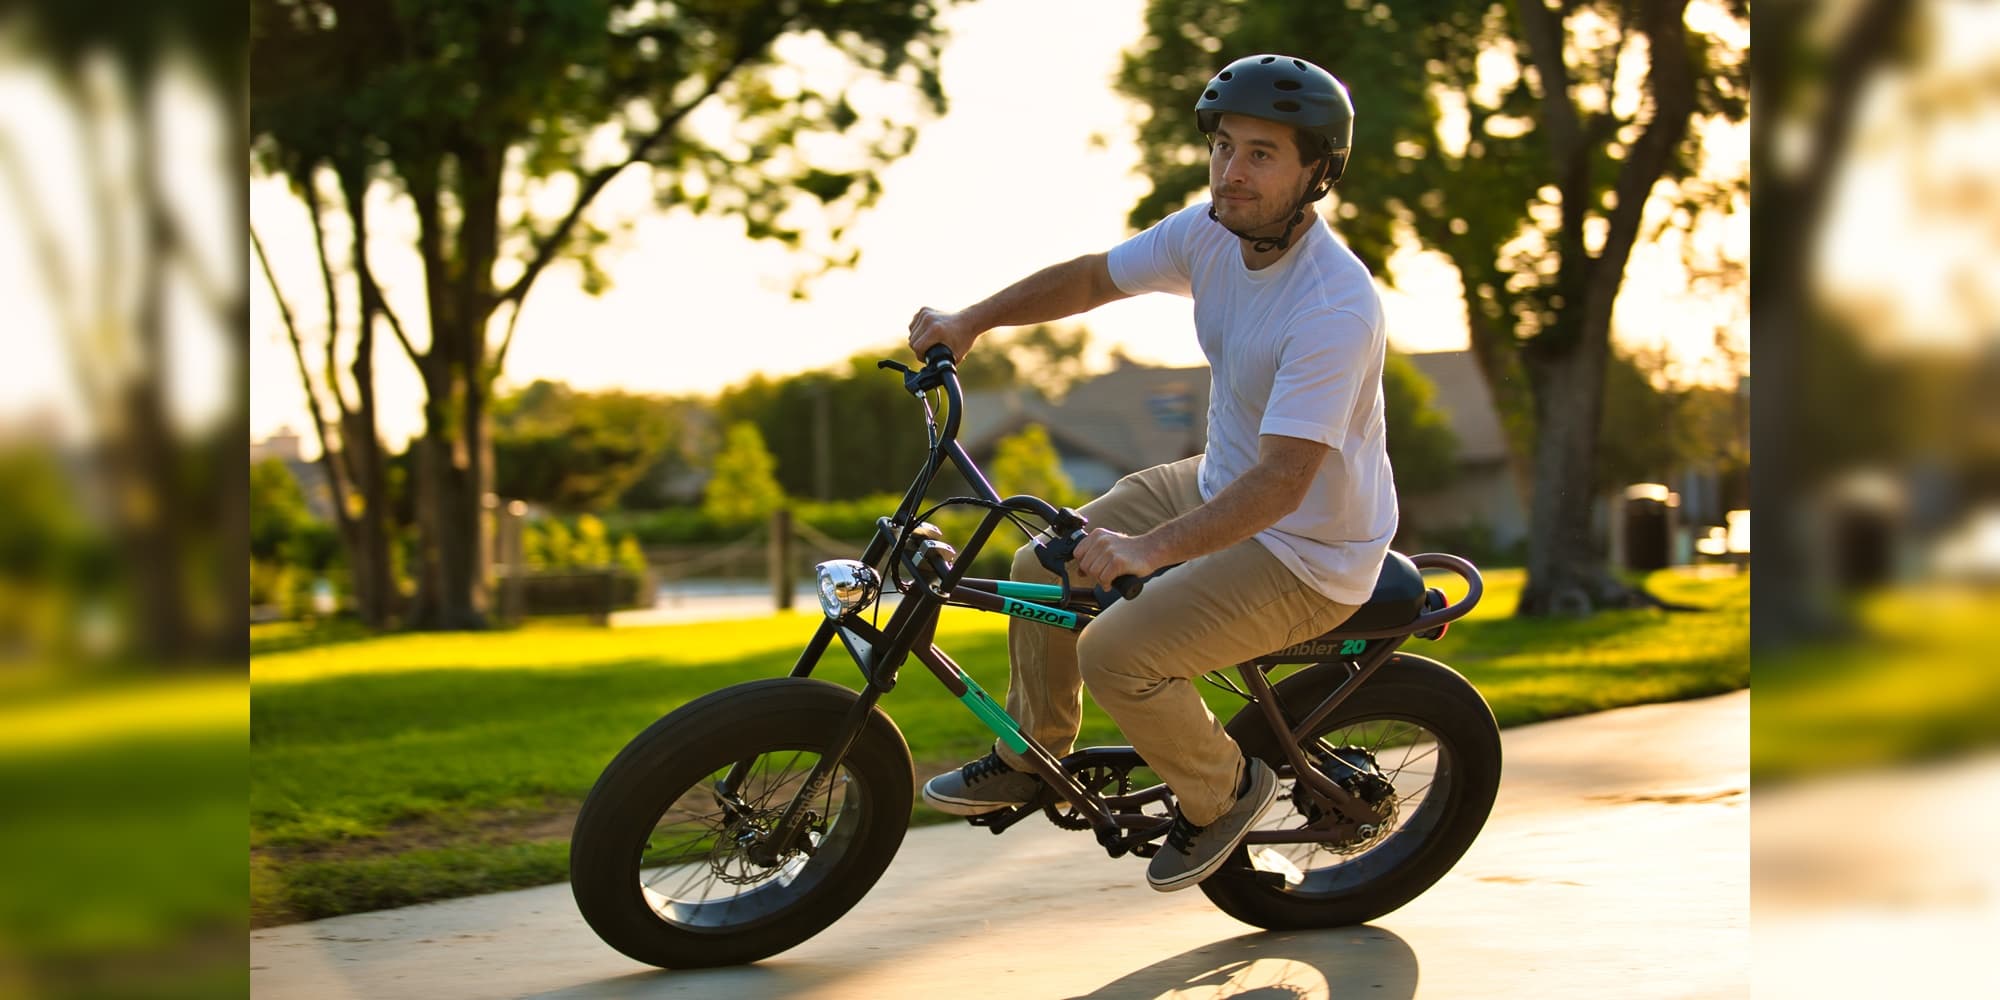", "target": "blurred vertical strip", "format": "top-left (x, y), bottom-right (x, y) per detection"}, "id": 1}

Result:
top-left (0, 0), bottom-right (247, 996)
top-left (1754, 0), bottom-right (2000, 994)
